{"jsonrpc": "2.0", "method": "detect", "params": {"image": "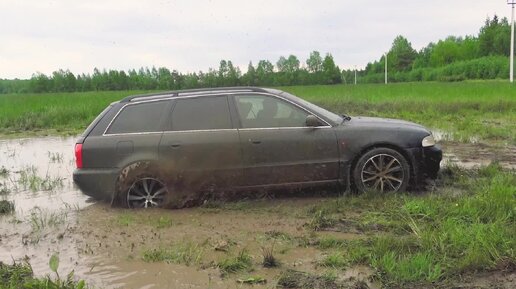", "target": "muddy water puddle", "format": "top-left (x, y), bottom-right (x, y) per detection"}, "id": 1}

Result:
top-left (1, 136), bottom-right (511, 288)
